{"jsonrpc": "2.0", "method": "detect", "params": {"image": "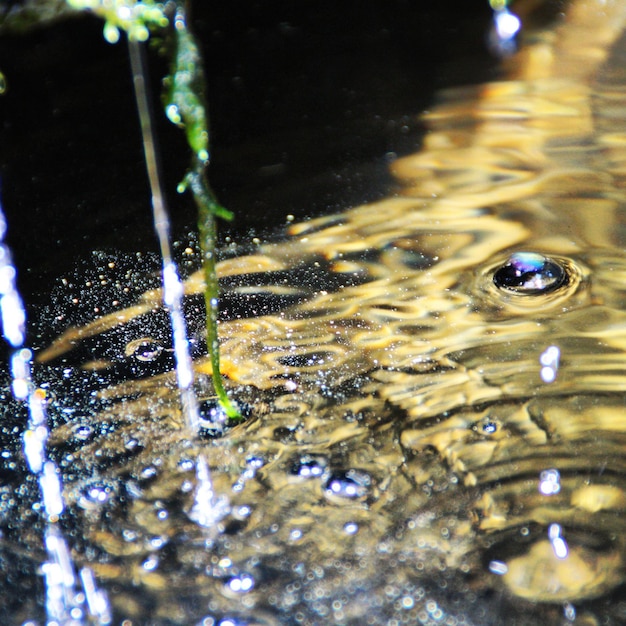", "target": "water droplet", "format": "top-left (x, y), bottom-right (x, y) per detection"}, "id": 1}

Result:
top-left (166, 103), bottom-right (182, 125)
top-left (493, 252), bottom-right (567, 294)
top-left (324, 469), bottom-right (371, 501)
